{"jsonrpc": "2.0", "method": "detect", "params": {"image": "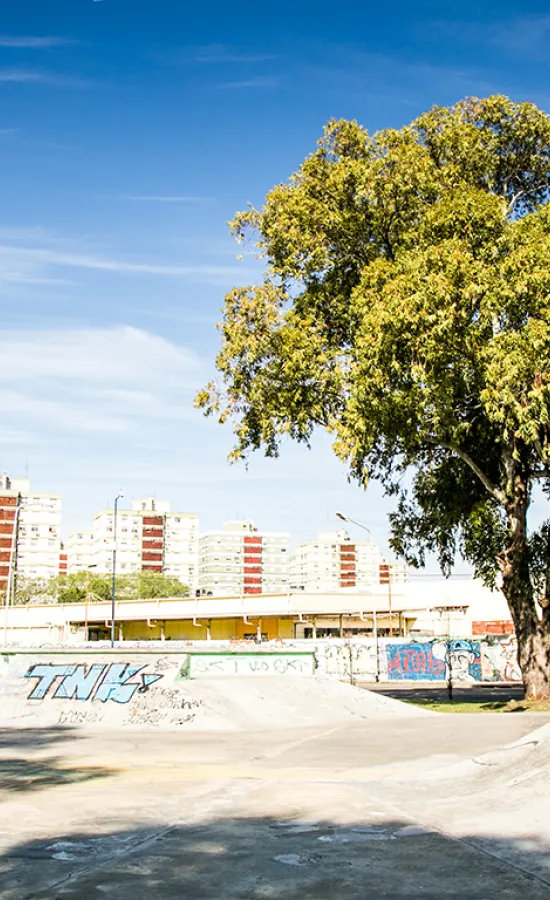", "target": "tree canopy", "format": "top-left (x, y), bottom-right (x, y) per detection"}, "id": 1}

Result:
top-left (197, 95), bottom-right (550, 696)
top-left (14, 571), bottom-right (189, 605)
